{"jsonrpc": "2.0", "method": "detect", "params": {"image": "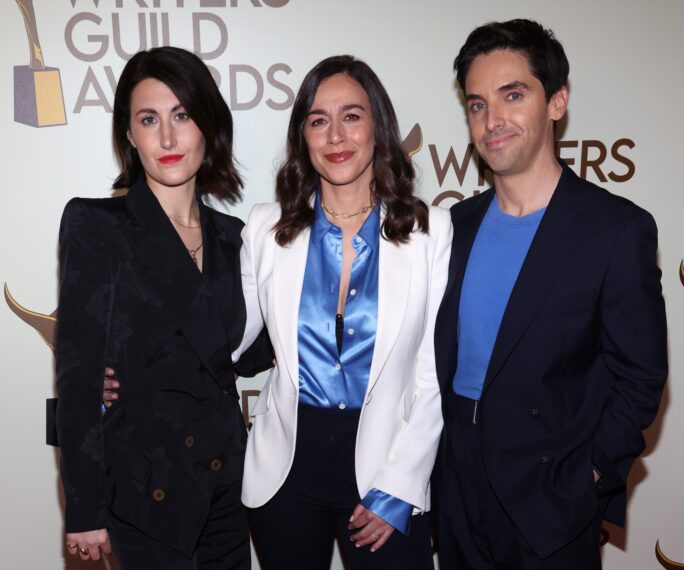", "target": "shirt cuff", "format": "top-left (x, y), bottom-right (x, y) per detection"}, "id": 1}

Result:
top-left (360, 488), bottom-right (413, 535)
